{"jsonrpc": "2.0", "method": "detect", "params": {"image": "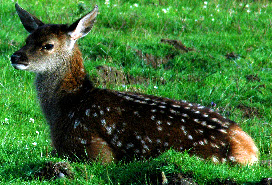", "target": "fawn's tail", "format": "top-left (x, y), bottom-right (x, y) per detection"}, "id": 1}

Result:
top-left (229, 124), bottom-right (259, 165)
